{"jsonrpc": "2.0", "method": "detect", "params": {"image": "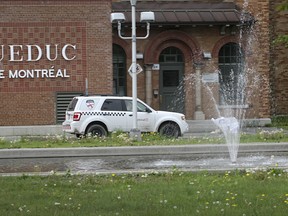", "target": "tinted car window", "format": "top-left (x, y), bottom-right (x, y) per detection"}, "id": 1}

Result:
top-left (124, 99), bottom-right (151, 112)
top-left (137, 101), bottom-right (150, 112)
top-left (67, 98), bottom-right (78, 111)
top-left (124, 100), bottom-right (133, 111)
top-left (101, 99), bottom-right (123, 111)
